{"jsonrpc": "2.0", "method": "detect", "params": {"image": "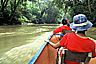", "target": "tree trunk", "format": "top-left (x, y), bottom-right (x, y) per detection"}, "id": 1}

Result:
top-left (1, 0), bottom-right (9, 12)
top-left (73, 0), bottom-right (76, 4)
top-left (88, 0), bottom-right (91, 13)
top-left (9, 0), bottom-right (21, 21)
